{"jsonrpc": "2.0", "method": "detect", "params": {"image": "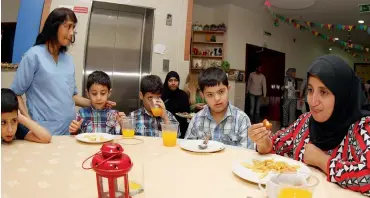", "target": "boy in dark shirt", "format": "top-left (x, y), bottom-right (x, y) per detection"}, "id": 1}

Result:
top-left (2, 88), bottom-right (51, 143)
